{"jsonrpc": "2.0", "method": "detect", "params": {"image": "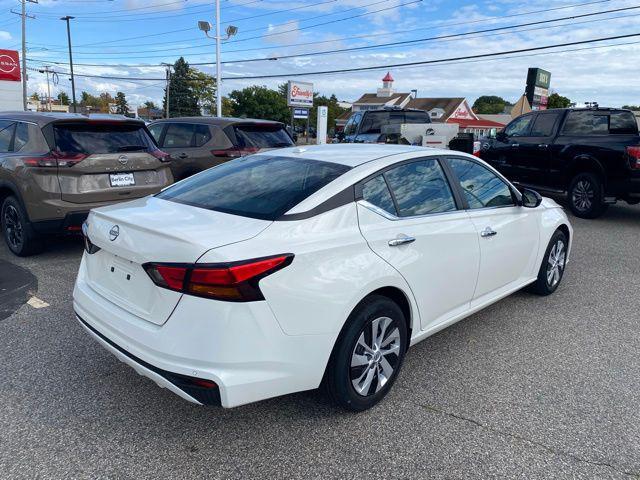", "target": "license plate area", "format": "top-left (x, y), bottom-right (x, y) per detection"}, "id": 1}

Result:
top-left (110, 172), bottom-right (135, 187)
